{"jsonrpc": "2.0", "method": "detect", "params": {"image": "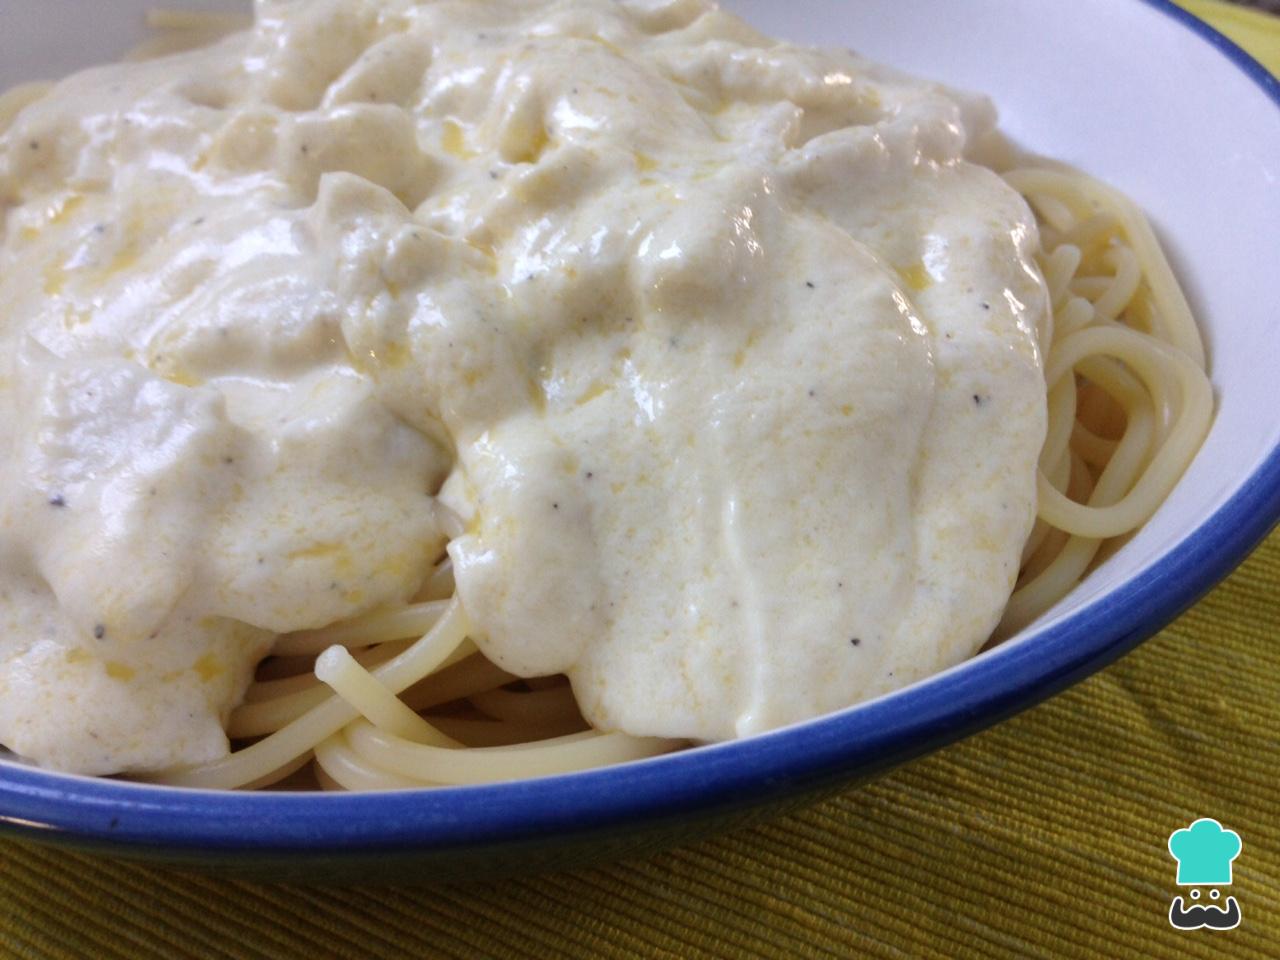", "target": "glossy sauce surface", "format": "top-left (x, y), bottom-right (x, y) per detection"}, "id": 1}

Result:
top-left (0, 0), bottom-right (1047, 773)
